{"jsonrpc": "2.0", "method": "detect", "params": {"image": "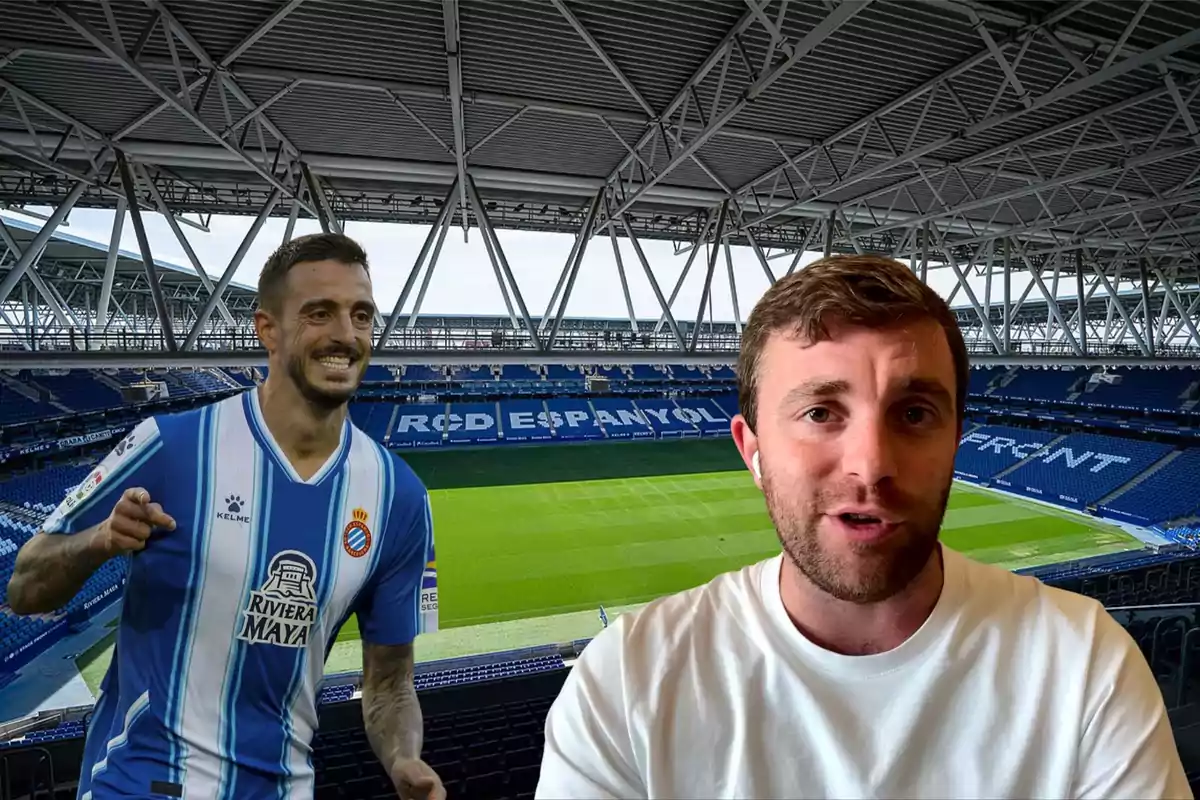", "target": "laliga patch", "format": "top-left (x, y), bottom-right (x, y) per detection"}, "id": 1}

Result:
top-left (343, 507), bottom-right (372, 558)
top-left (70, 465), bottom-right (107, 506)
